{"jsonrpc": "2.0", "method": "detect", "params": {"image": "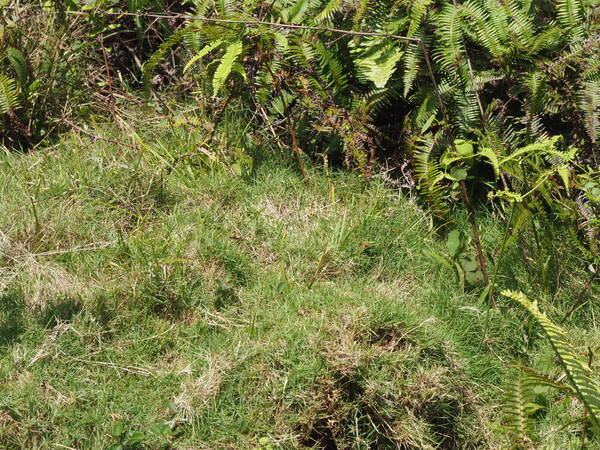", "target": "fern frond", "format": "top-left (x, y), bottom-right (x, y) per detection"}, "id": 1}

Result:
top-left (315, 0), bottom-right (344, 23)
top-left (284, 0), bottom-right (311, 24)
top-left (351, 37), bottom-right (402, 89)
top-left (505, 0), bottom-right (534, 48)
top-left (402, 42), bottom-right (422, 97)
top-left (142, 25), bottom-right (196, 86)
top-left (407, 0), bottom-right (431, 37)
top-left (0, 74), bottom-right (19, 114)
top-left (578, 80), bottom-right (600, 142)
top-left (502, 372), bottom-right (535, 448)
top-left (412, 132), bottom-right (449, 216)
top-left (556, 0), bottom-right (585, 40)
top-left (212, 40), bottom-right (243, 97)
top-left (183, 39), bottom-right (224, 74)
top-left (313, 40), bottom-right (348, 94)
top-left (353, 0), bottom-right (373, 28)
top-left (434, 4), bottom-right (465, 74)
top-left (214, 0), bottom-right (234, 16)
top-left (503, 290), bottom-right (600, 432)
